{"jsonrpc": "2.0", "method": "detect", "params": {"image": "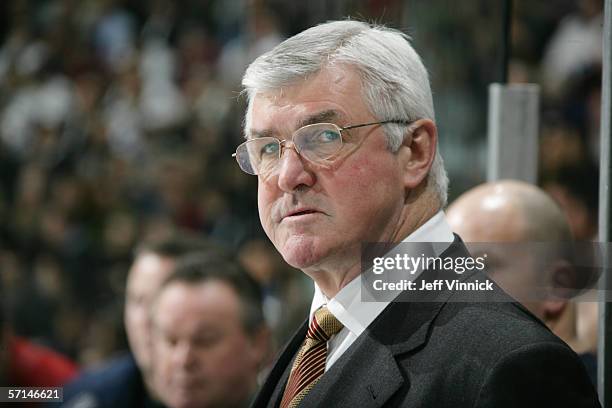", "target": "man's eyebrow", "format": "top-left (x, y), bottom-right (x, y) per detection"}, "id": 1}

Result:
top-left (249, 129), bottom-right (276, 139)
top-left (248, 109), bottom-right (340, 139)
top-left (297, 110), bottom-right (339, 128)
